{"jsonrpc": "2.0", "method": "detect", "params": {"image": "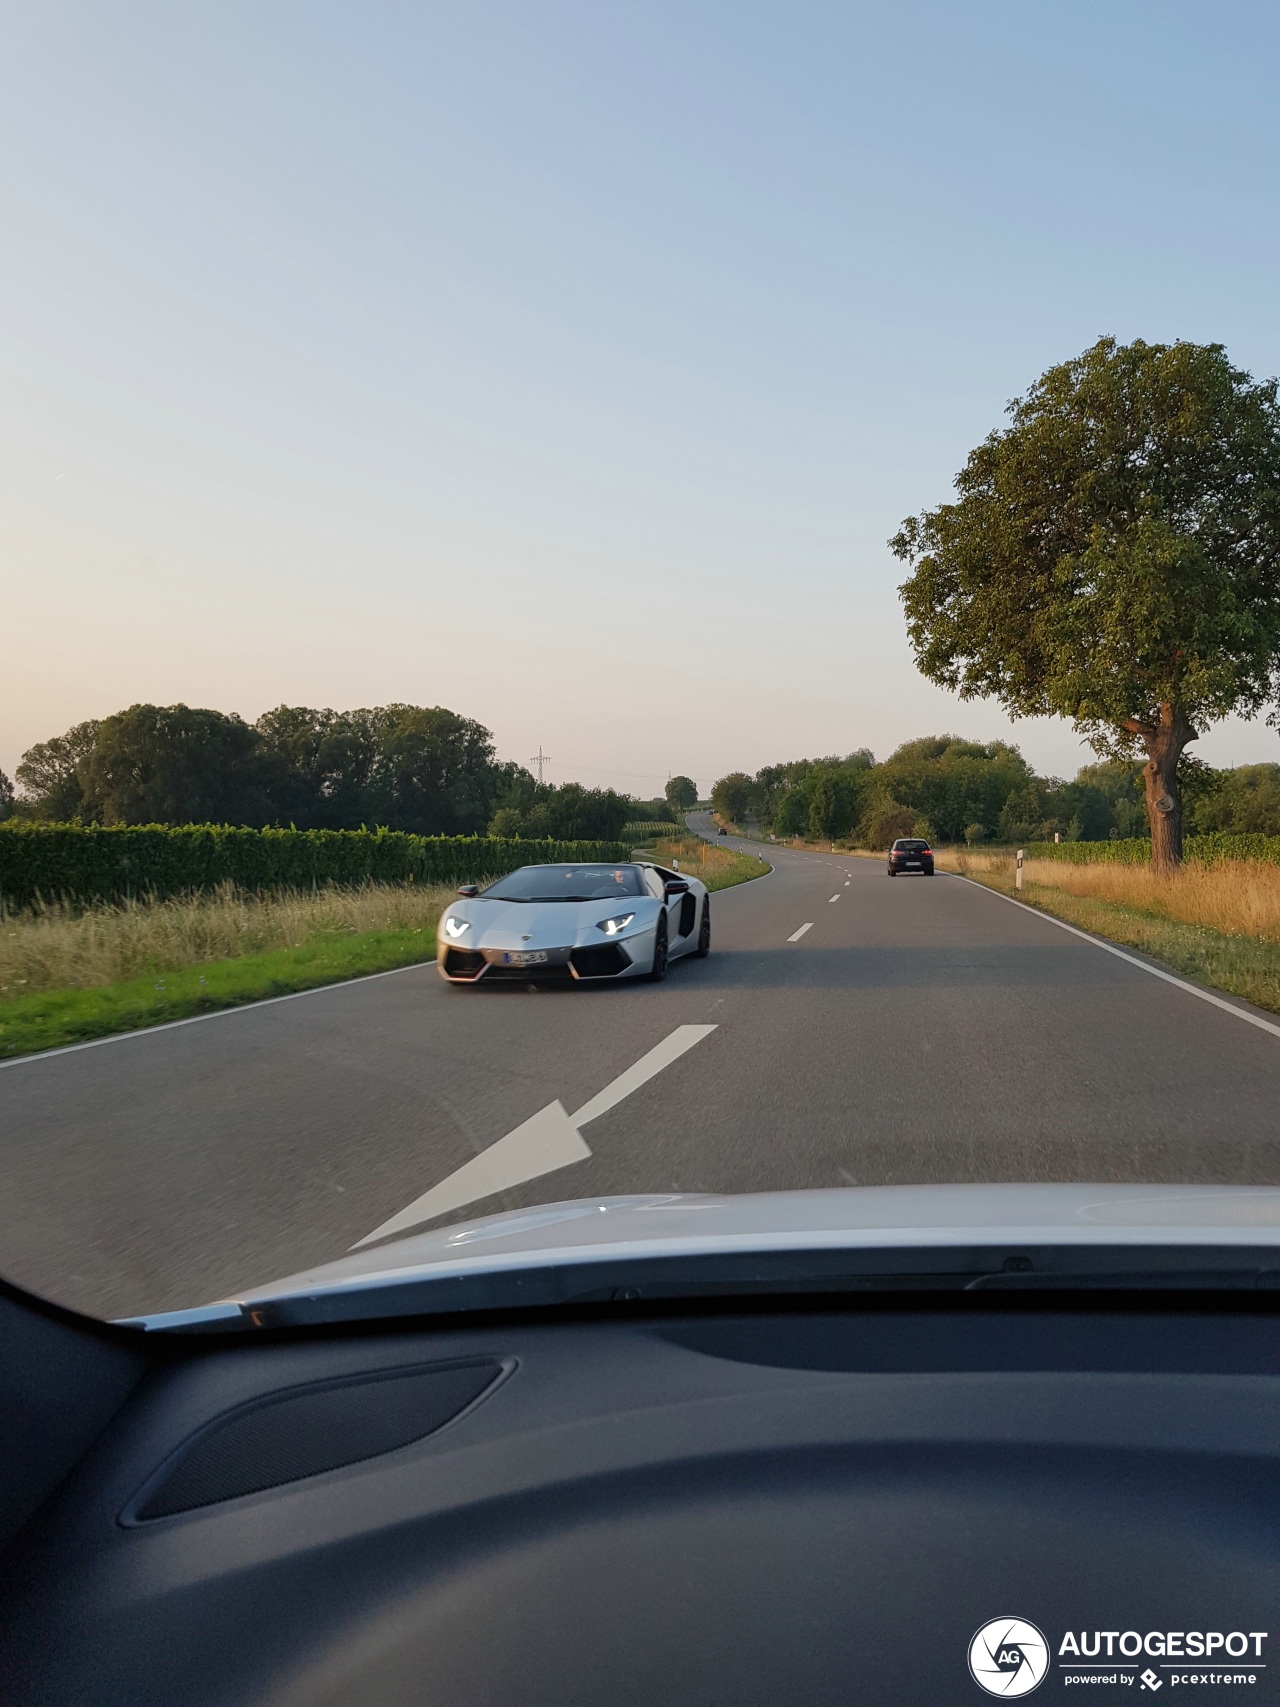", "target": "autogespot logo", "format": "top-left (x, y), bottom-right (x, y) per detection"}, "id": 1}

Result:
top-left (969, 1618), bottom-right (1051, 1697)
